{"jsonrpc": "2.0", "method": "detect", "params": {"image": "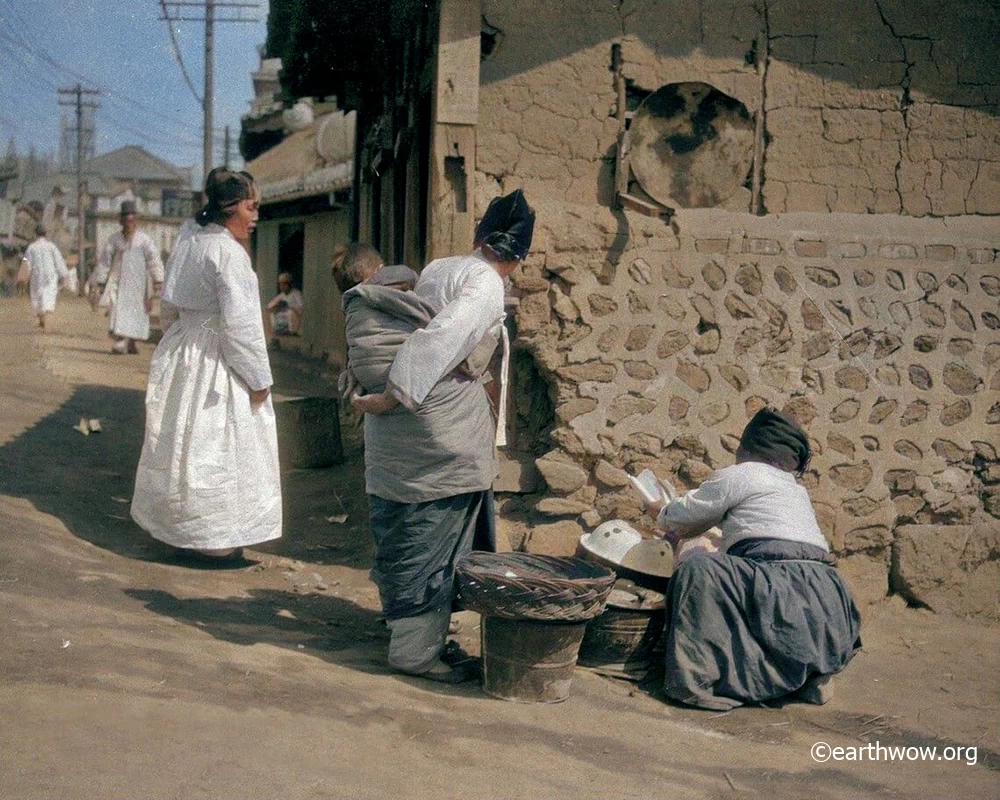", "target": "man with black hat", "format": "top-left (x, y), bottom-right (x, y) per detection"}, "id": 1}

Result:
top-left (351, 189), bottom-right (535, 683)
top-left (96, 200), bottom-right (164, 354)
top-left (647, 407), bottom-right (862, 710)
